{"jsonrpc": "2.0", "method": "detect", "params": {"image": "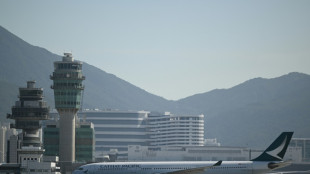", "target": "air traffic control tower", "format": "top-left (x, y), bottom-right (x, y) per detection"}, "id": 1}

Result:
top-left (51, 53), bottom-right (85, 162)
top-left (7, 81), bottom-right (49, 163)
